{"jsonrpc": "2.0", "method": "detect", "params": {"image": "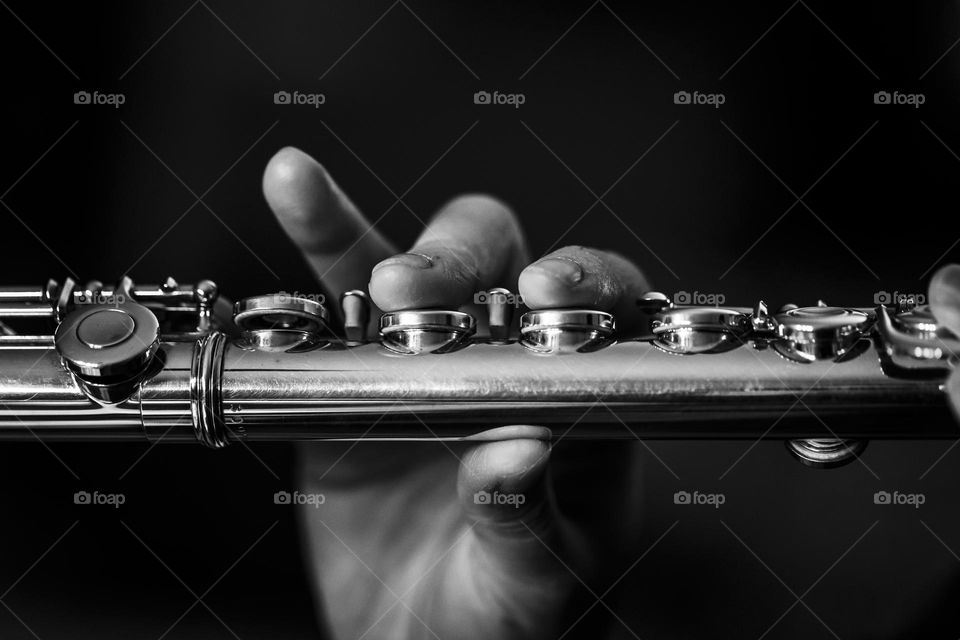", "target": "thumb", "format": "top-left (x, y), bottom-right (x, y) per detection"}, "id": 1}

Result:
top-left (456, 427), bottom-right (591, 618)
